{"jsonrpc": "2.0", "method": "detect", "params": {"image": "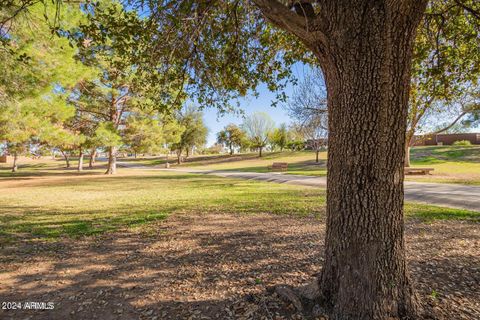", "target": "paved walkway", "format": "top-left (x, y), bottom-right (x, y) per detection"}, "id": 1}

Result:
top-left (117, 162), bottom-right (480, 211)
